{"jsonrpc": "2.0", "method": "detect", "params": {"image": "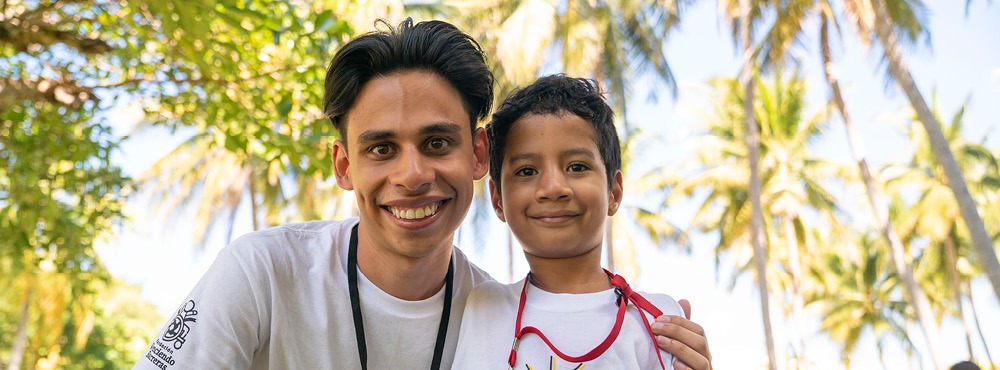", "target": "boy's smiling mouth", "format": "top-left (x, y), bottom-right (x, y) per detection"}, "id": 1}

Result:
top-left (530, 211), bottom-right (580, 224)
